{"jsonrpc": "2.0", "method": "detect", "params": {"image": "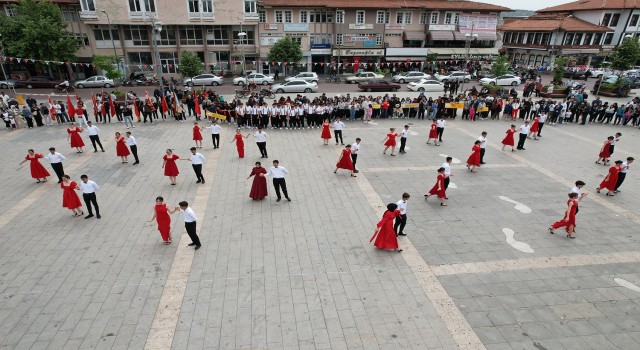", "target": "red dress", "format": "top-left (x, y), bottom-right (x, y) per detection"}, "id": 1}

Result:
top-left (384, 133), bottom-right (397, 147)
top-left (466, 145), bottom-right (481, 166)
top-left (193, 126), bottom-right (203, 141)
top-left (61, 181), bottom-right (82, 209)
top-left (530, 118), bottom-right (539, 133)
top-left (501, 129), bottom-right (516, 146)
top-left (370, 209), bottom-right (400, 250)
top-left (248, 167), bottom-right (268, 200)
top-left (321, 123), bottom-right (331, 140)
top-left (336, 149), bottom-right (354, 170)
top-left (154, 203), bottom-right (171, 242)
top-left (599, 165), bottom-right (619, 191)
top-left (25, 154), bottom-right (50, 179)
top-left (428, 123), bottom-right (438, 139)
top-left (599, 141), bottom-right (612, 158)
top-left (67, 127), bottom-right (85, 148)
top-left (234, 134), bottom-right (245, 158)
top-left (428, 173), bottom-right (447, 198)
top-left (163, 154), bottom-right (180, 176)
top-left (116, 137), bottom-right (130, 157)
top-left (551, 199), bottom-right (577, 232)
